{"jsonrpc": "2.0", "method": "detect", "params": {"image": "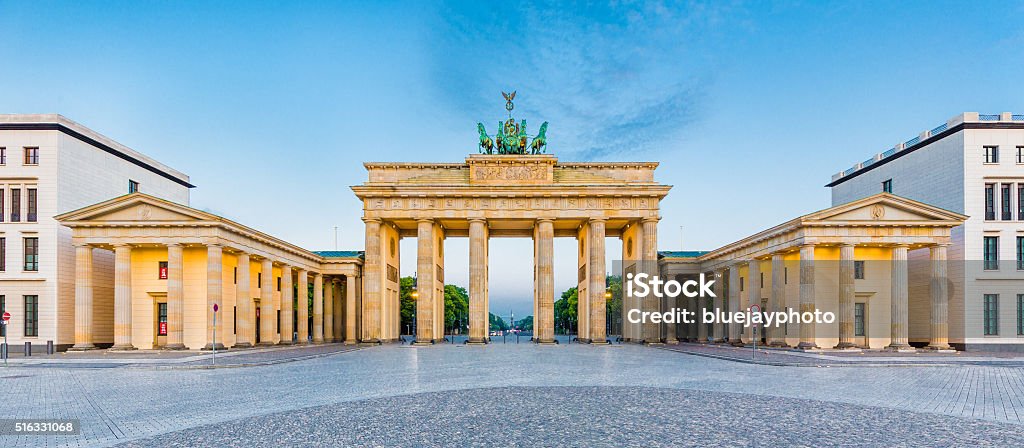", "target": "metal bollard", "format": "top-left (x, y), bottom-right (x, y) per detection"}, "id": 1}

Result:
top-left (1, 343), bottom-right (7, 361)
top-left (24, 341), bottom-right (31, 357)
top-left (47, 340), bottom-right (54, 355)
